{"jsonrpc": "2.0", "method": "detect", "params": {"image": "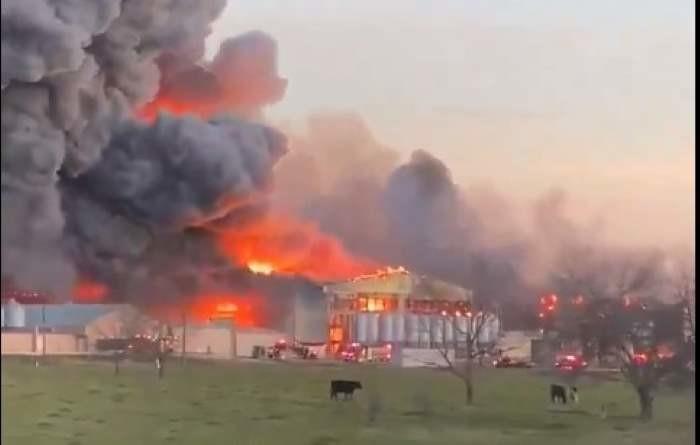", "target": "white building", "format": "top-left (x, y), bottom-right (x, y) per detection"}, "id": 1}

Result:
top-left (173, 321), bottom-right (287, 359)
